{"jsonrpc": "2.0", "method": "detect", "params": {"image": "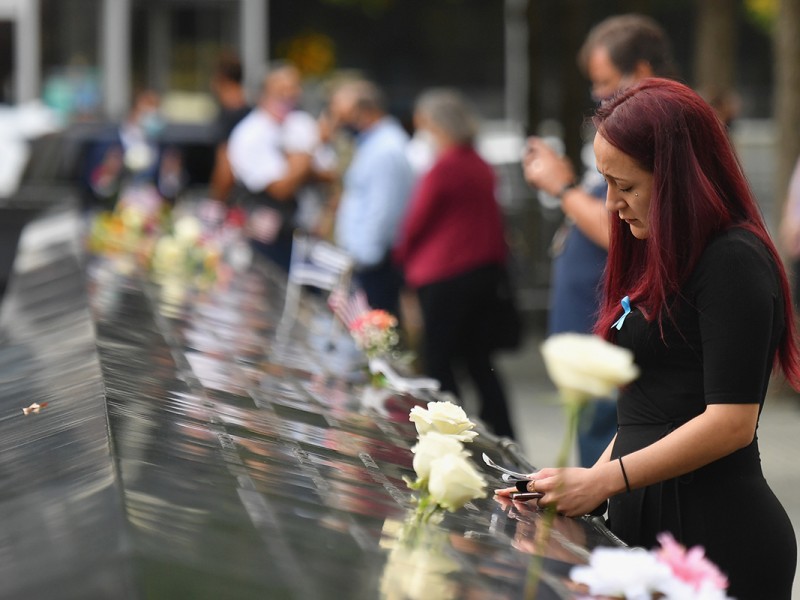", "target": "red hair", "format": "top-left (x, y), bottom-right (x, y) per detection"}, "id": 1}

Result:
top-left (593, 78), bottom-right (800, 388)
